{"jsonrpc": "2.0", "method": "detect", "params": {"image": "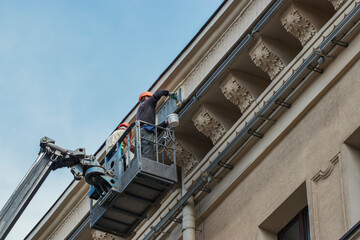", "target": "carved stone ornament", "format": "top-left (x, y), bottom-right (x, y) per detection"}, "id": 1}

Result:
top-left (280, 4), bottom-right (317, 46)
top-left (328, 0), bottom-right (346, 10)
top-left (181, 0), bottom-right (272, 100)
top-left (249, 39), bottom-right (286, 80)
top-left (220, 74), bottom-right (255, 113)
top-left (176, 141), bottom-right (198, 175)
top-left (91, 229), bottom-right (123, 240)
top-left (312, 155), bottom-right (339, 183)
top-left (192, 106), bottom-right (226, 145)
